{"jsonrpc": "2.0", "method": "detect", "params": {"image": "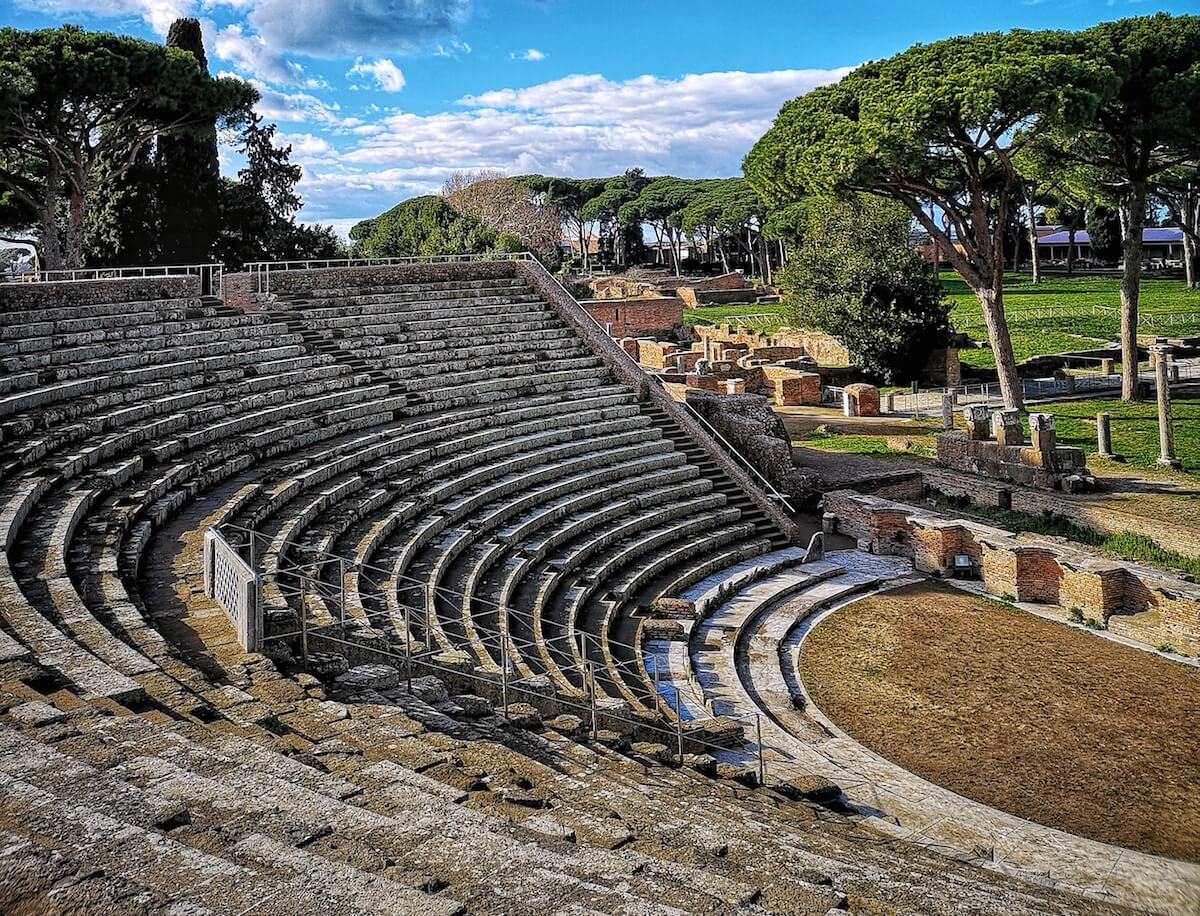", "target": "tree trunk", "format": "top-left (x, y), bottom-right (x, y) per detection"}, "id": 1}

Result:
top-left (577, 222), bottom-right (588, 274)
top-left (718, 237), bottom-right (729, 273)
top-left (977, 284), bottom-right (1024, 409)
top-left (38, 161), bottom-right (63, 271)
top-left (1027, 192), bottom-right (1041, 284)
top-left (1184, 233), bottom-right (1196, 289)
top-left (65, 182), bottom-right (87, 269)
top-left (1119, 182), bottom-right (1147, 402)
top-left (1067, 229), bottom-right (1076, 276)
